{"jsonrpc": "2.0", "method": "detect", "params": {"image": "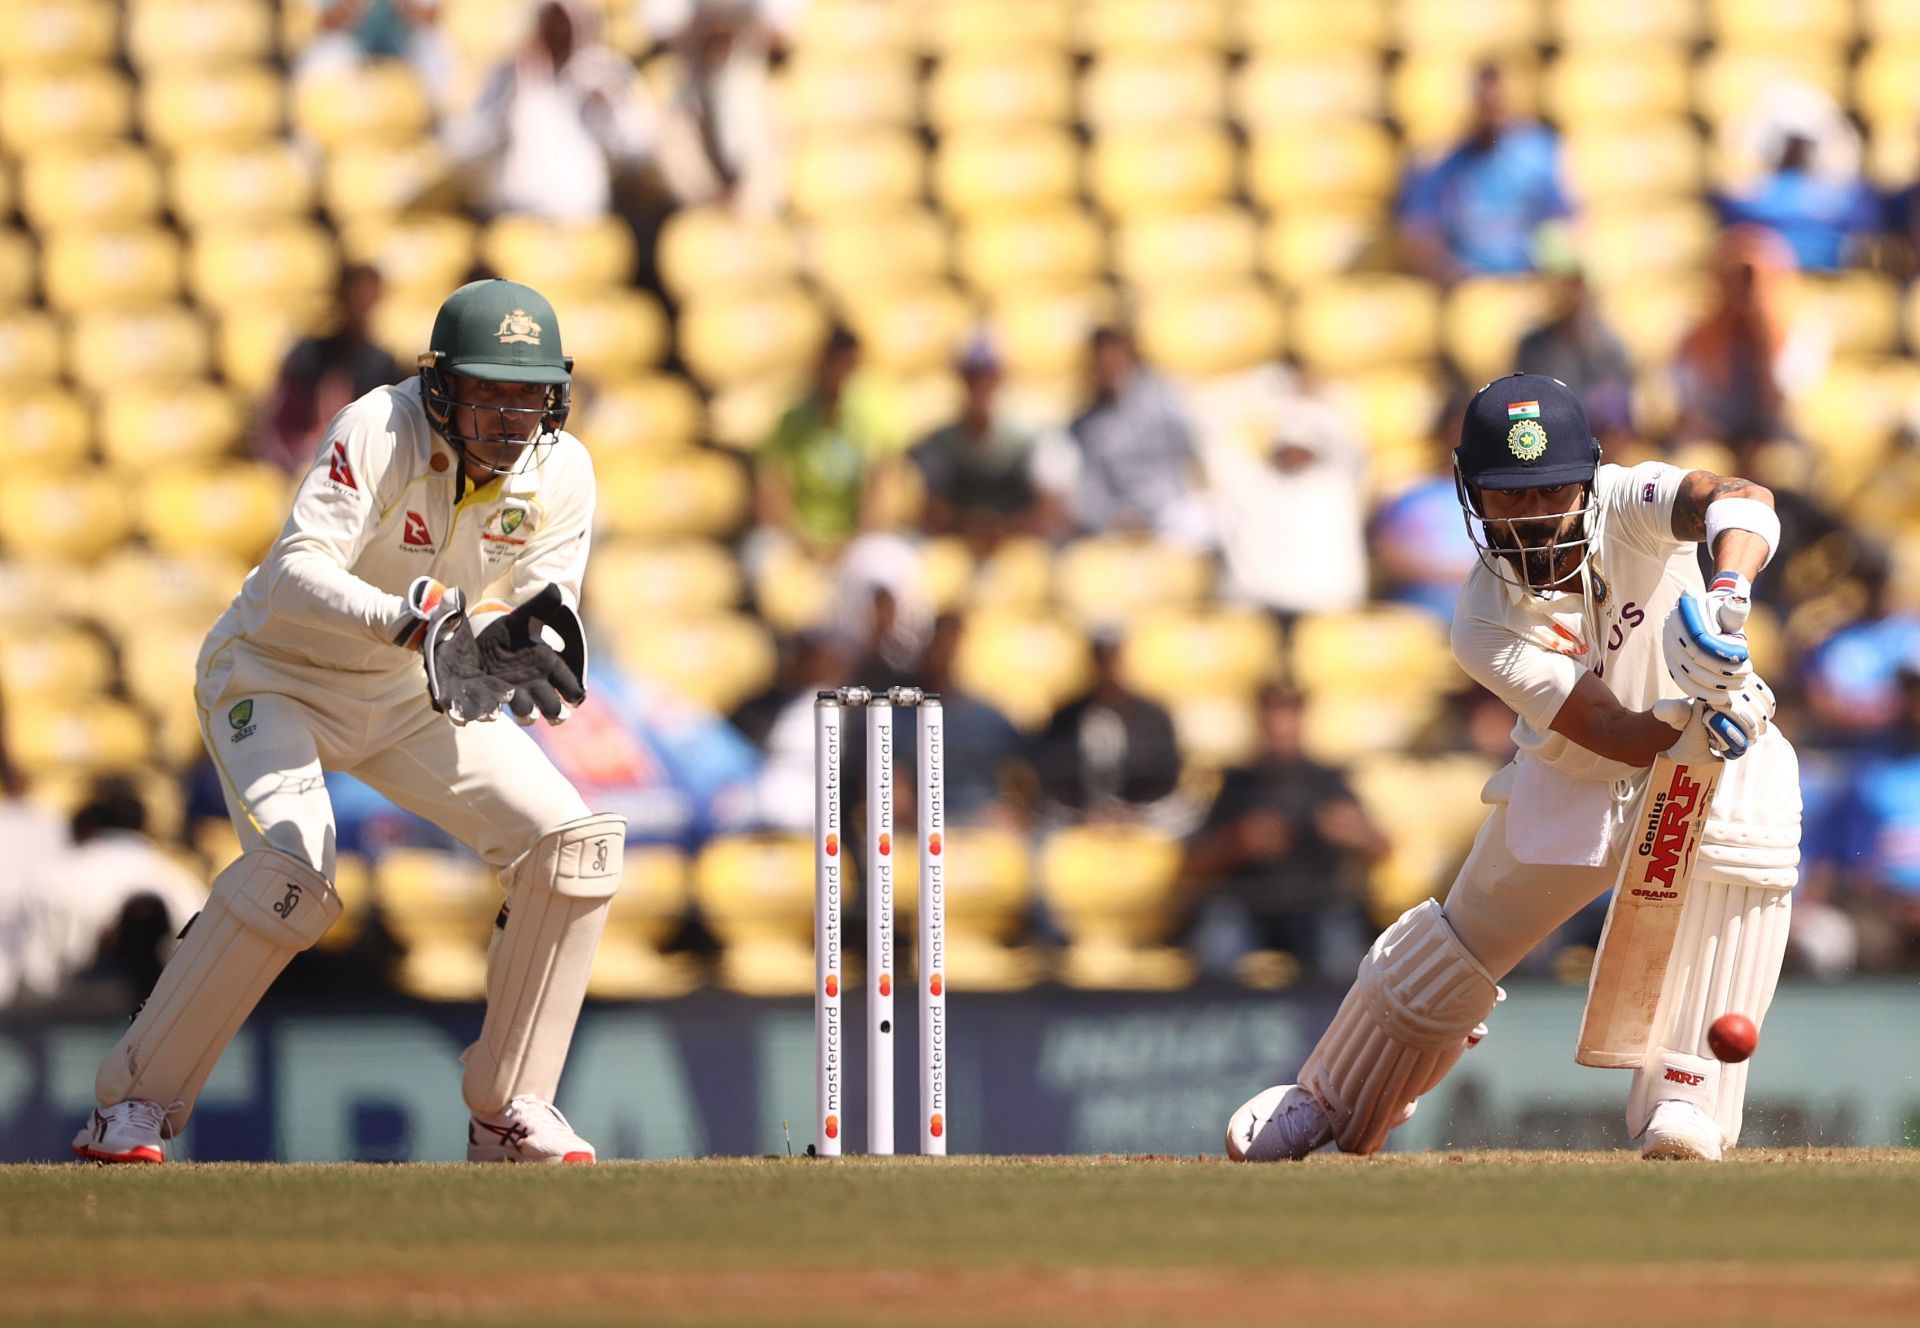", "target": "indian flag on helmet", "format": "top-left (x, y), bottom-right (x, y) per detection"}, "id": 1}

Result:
top-left (1507, 401), bottom-right (1541, 420)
